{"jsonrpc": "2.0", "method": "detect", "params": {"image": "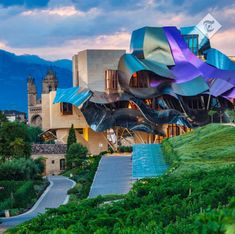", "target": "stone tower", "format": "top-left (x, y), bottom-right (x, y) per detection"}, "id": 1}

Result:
top-left (42, 69), bottom-right (58, 94)
top-left (27, 75), bottom-right (42, 127)
top-left (27, 76), bottom-right (37, 107)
